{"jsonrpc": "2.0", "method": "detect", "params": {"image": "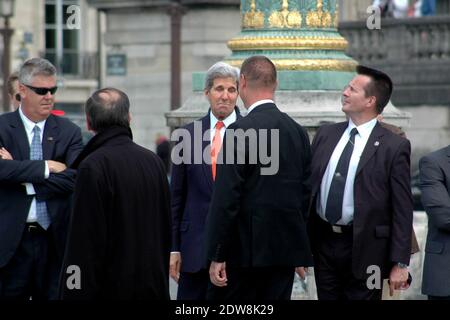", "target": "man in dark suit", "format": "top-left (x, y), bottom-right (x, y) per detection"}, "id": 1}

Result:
top-left (419, 146), bottom-right (450, 300)
top-left (308, 65), bottom-right (413, 300)
top-left (170, 62), bottom-right (241, 300)
top-left (60, 88), bottom-right (171, 300)
top-left (205, 56), bottom-right (313, 300)
top-left (0, 58), bottom-right (83, 300)
top-left (377, 116), bottom-right (420, 255)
